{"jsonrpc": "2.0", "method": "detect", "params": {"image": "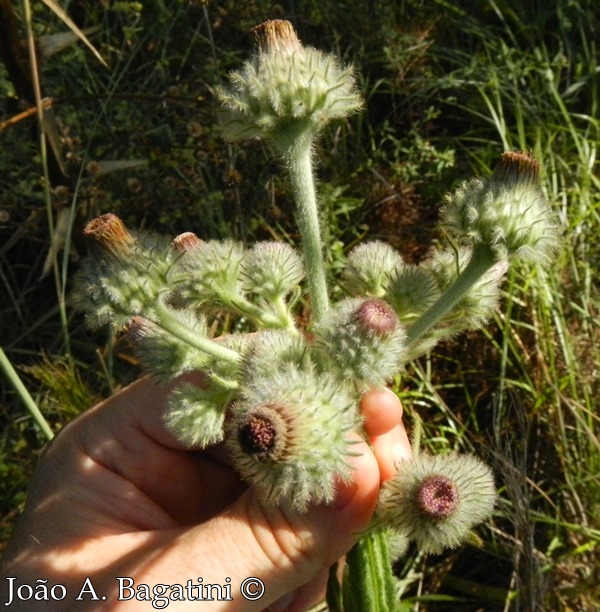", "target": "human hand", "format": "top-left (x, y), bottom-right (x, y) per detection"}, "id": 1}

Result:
top-left (2, 375), bottom-right (411, 611)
